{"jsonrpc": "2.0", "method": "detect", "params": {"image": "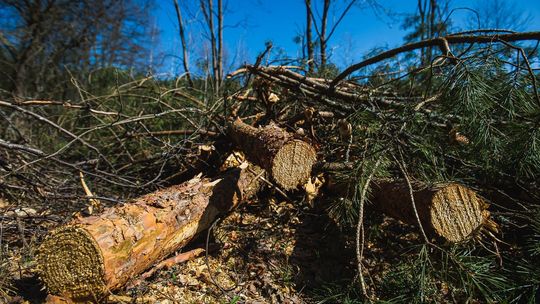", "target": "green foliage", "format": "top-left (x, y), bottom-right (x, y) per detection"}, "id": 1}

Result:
top-left (323, 42), bottom-right (540, 303)
top-left (379, 244), bottom-right (512, 303)
top-left (311, 281), bottom-right (365, 304)
top-left (327, 153), bottom-right (391, 228)
top-left (438, 58), bottom-right (540, 183)
top-left (317, 63), bottom-right (341, 79)
top-left (380, 245), bottom-right (437, 302)
top-left (227, 296), bottom-right (241, 304)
